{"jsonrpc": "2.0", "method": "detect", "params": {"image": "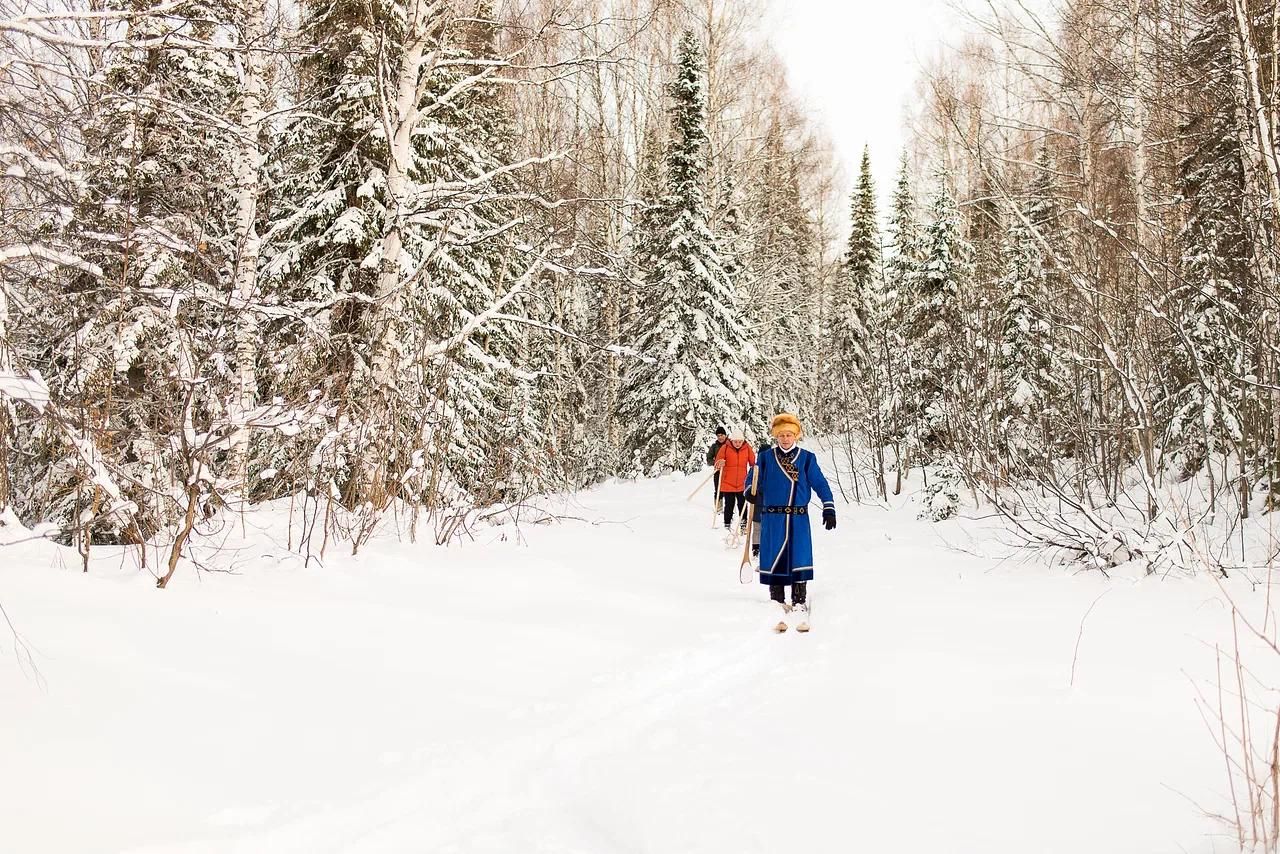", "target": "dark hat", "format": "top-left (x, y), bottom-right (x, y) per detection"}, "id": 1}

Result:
top-left (714, 425), bottom-right (727, 436)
